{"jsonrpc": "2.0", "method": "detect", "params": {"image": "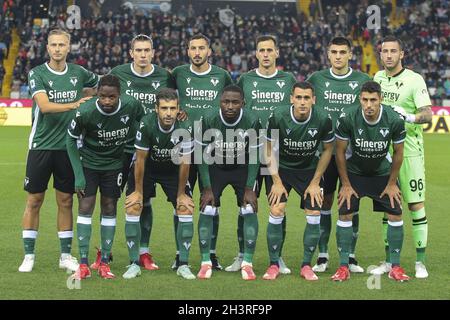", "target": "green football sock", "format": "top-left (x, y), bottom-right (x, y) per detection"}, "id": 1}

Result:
top-left (100, 216), bottom-right (116, 263)
top-left (58, 231), bottom-right (73, 254)
top-left (303, 215), bottom-right (321, 266)
top-left (242, 211), bottom-right (258, 263)
top-left (350, 212), bottom-right (359, 255)
top-left (177, 215), bottom-right (193, 264)
top-left (387, 220), bottom-right (404, 266)
top-left (411, 208), bottom-right (427, 263)
top-left (23, 230), bottom-right (38, 255)
top-left (125, 215), bottom-right (141, 264)
top-left (237, 214), bottom-right (244, 254)
top-left (211, 214), bottom-right (219, 252)
top-left (267, 215), bottom-right (283, 264)
top-left (382, 217), bottom-right (390, 262)
top-left (318, 210), bottom-right (332, 254)
top-left (279, 215), bottom-right (287, 257)
top-left (198, 213), bottom-right (214, 262)
top-left (173, 213), bottom-right (179, 251)
top-left (336, 219), bottom-right (352, 266)
top-left (139, 203), bottom-right (153, 249)
top-left (77, 214), bottom-right (92, 263)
